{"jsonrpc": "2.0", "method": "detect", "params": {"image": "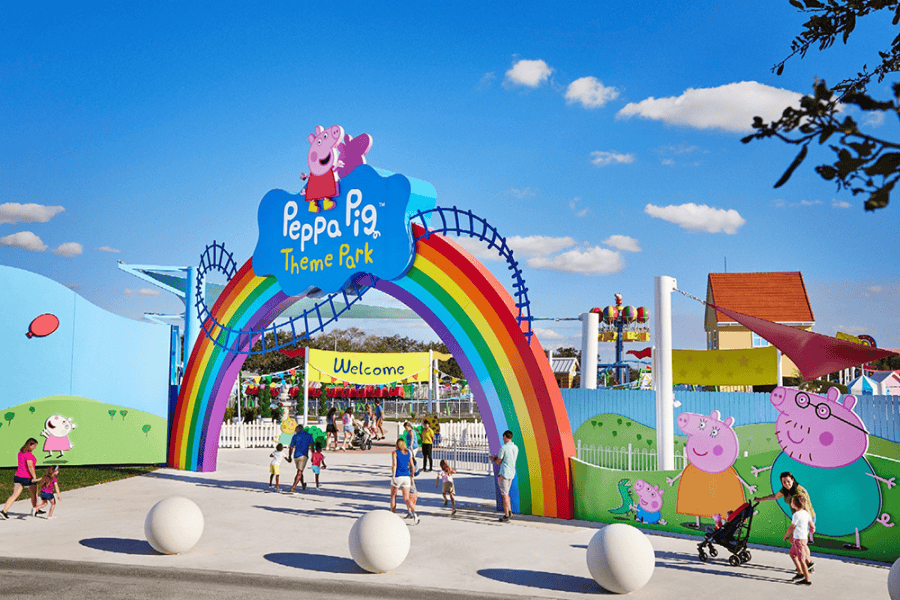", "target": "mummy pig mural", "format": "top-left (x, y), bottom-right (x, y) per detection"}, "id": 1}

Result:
top-left (667, 410), bottom-right (756, 528)
top-left (753, 387), bottom-right (896, 550)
